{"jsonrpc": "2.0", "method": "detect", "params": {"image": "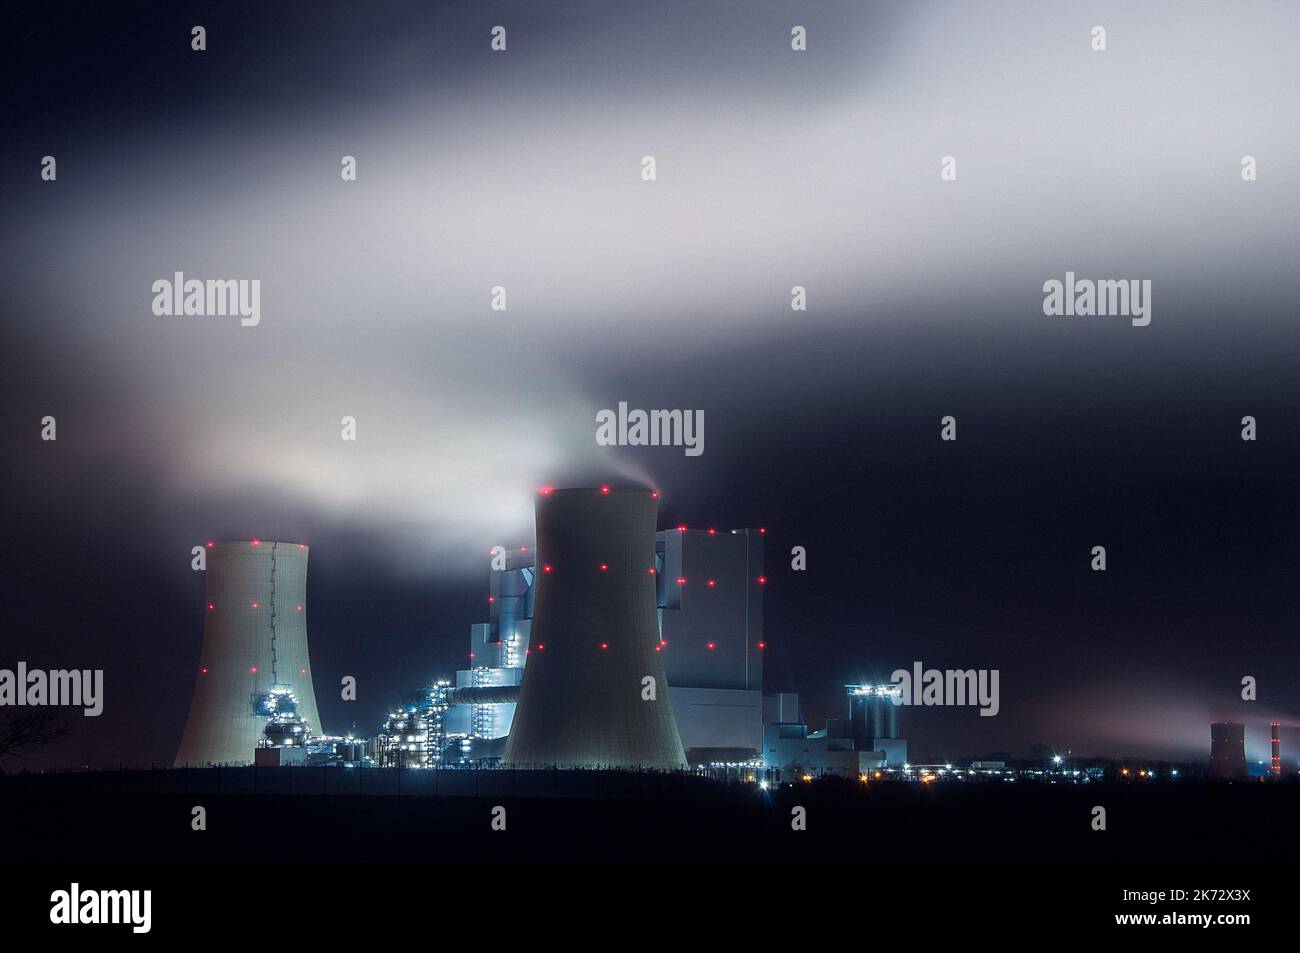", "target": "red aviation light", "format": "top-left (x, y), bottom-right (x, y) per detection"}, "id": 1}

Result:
top-left (599, 563), bottom-right (608, 572)
top-left (251, 538), bottom-right (261, 546)
top-left (536, 643), bottom-right (545, 651)
top-left (205, 540), bottom-right (215, 549)
top-left (250, 666), bottom-right (258, 673)
top-left (676, 525), bottom-right (687, 533)
top-left (469, 652), bottom-right (476, 659)
top-left (757, 641), bottom-right (767, 650)
top-left (599, 642), bottom-right (609, 650)
top-left (676, 577), bottom-right (687, 585)
top-left (300, 668), bottom-right (306, 674)
top-left (757, 576), bottom-right (767, 585)
top-left (251, 602), bottom-right (260, 609)
top-left (296, 605), bottom-right (304, 612)
top-left (539, 485), bottom-right (554, 496)
top-left (654, 644), bottom-right (662, 652)
top-left (706, 641), bottom-right (716, 651)
top-left (707, 528), bottom-right (717, 535)
top-left (706, 579), bottom-right (717, 588)
top-left (648, 567), bottom-right (656, 575)
top-left (207, 603), bottom-right (216, 611)
top-left (201, 667), bottom-right (209, 674)
top-left (297, 544), bottom-right (305, 550)
top-left (650, 490), bottom-right (659, 499)
top-left (759, 527), bottom-right (767, 535)
top-left (599, 485), bottom-right (610, 495)
top-left (487, 596), bottom-right (495, 603)
top-left (543, 564), bottom-right (553, 574)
